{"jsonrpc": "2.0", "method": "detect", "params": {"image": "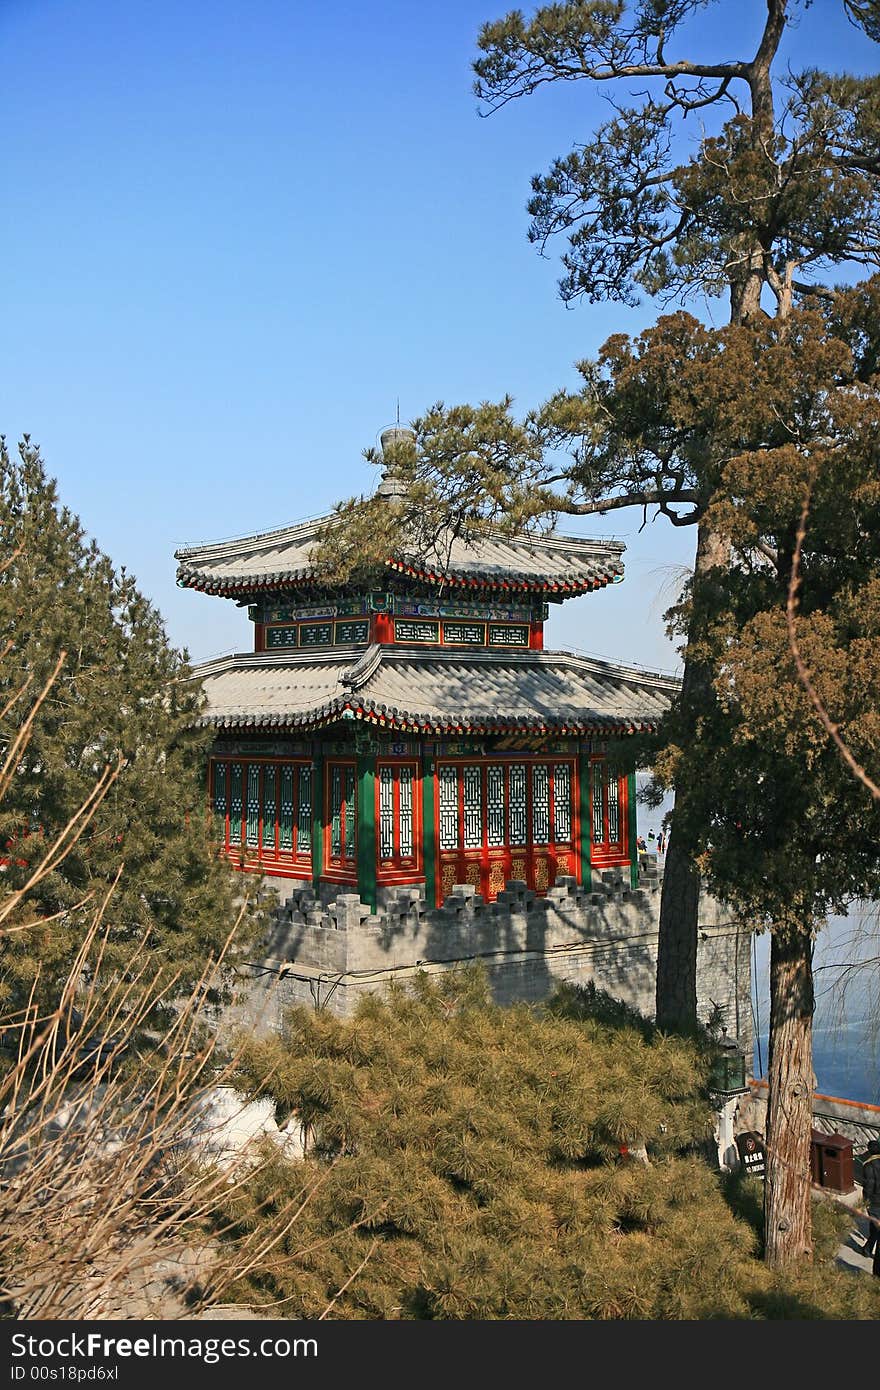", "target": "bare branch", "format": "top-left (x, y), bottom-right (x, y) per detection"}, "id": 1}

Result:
top-left (786, 476), bottom-right (880, 802)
